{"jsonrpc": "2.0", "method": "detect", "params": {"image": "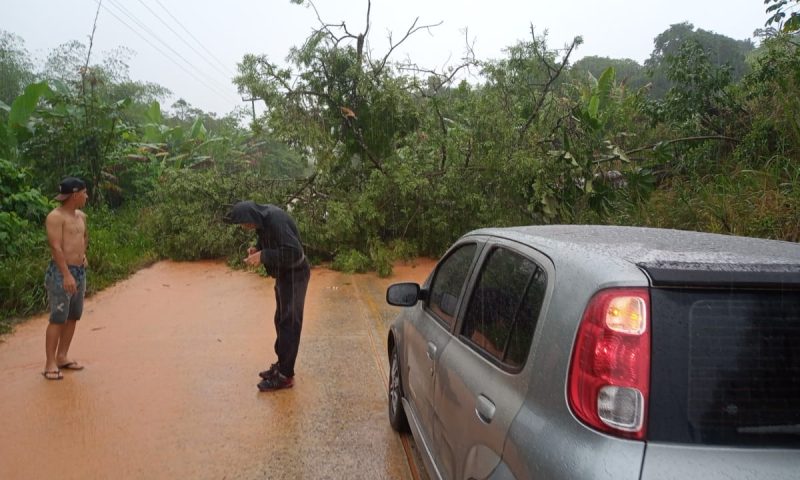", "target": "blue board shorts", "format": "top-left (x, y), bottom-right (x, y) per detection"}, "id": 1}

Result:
top-left (44, 261), bottom-right (86, 324)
